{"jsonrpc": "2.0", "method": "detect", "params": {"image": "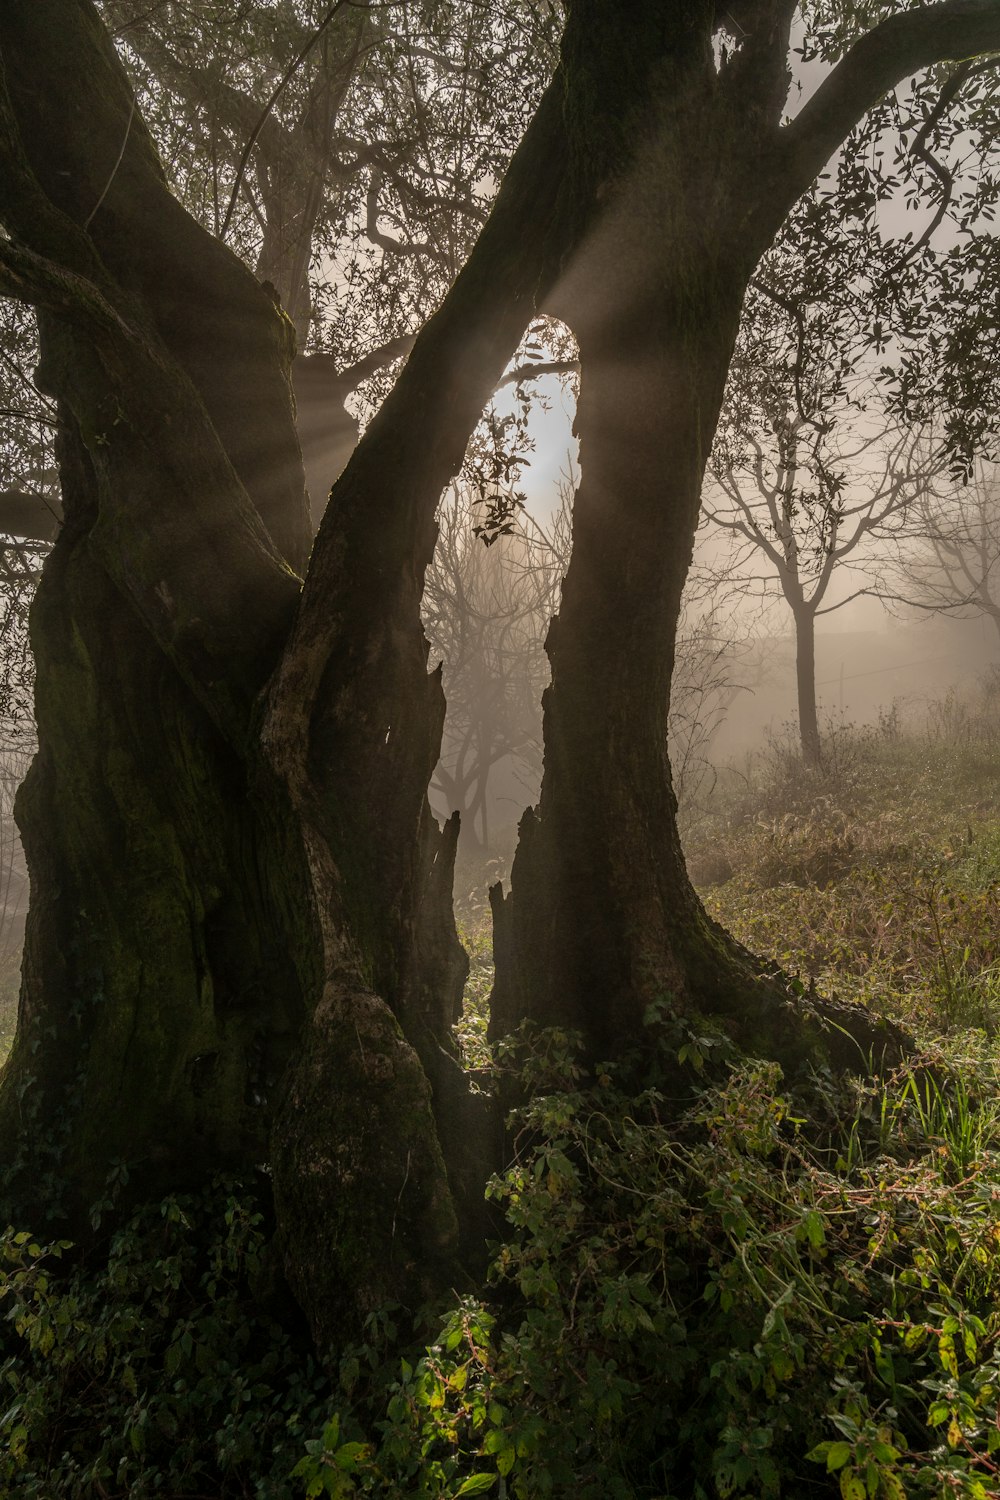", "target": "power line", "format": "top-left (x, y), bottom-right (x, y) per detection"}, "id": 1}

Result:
top-left (817, 651), bottom-right (964, 687)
